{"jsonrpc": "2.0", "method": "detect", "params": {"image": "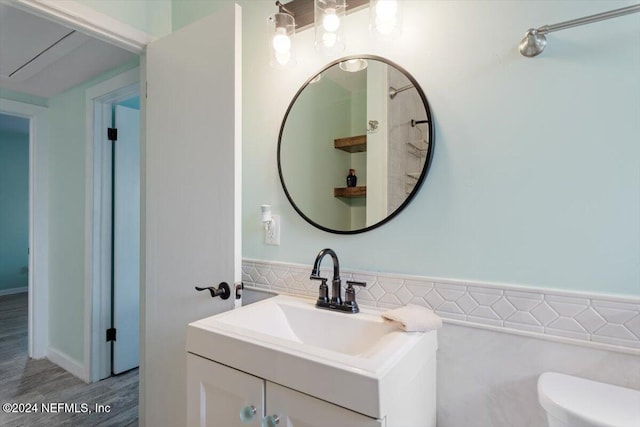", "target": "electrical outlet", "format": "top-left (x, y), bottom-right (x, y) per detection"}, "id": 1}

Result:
top-left (265, 215), bottom-right (280, 245)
